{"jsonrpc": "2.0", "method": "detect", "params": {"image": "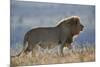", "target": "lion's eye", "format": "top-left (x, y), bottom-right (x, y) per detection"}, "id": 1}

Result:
top-left (75, 22), bottom-right (78, 25)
